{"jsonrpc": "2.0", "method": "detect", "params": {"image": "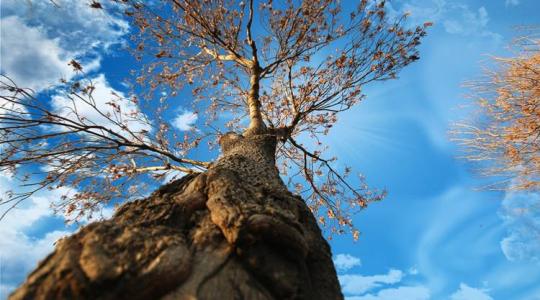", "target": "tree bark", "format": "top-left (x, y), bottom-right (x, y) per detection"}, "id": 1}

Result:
top-left (10, 133), bottom-right (343, 300)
